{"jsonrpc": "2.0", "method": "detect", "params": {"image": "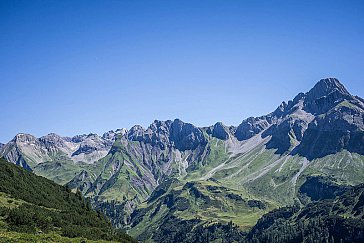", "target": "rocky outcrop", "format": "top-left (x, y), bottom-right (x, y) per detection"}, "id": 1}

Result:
top-left (235, 116), bottom-right (271, 141)
top-left (126, 119), bottom-right (207, 151)
top-left (170, 119), bottom-right (207, 151)
top-left (71, 133), bottom-right (113, 158)
top-left (295, 101), bottom-right (364, 159)
top-left (210, 122), bottom-right (231, 140)
top-left (39, 133), bottom-right (69, 151)
top-left (262, 92), bottom-right (315, 154)
top-left (264, 117), bottom-right (311, 154)
top-left (127, 120), bottom-right (172, 149)
top-left (304, 78), bottom-right (351, 115)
